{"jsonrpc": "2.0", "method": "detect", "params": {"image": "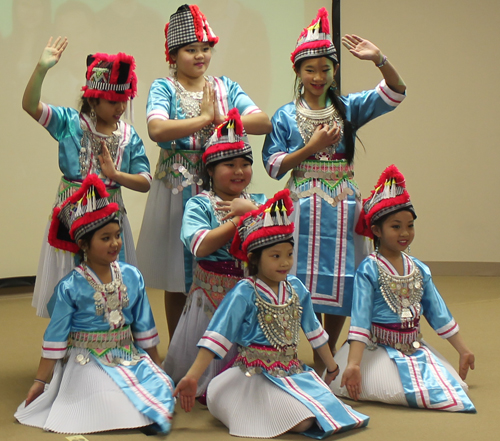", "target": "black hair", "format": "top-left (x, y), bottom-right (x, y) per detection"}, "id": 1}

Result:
top-left (76, 218), bottom-right (120, 260)
top-left (247, 240), bottom-right (294, 276)
top-left (294, 57), bottom-right (358, 165)
top-left (371, 207), bottom-right (416, 249)
top-left (79, 96), bottom-right (99, 115)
